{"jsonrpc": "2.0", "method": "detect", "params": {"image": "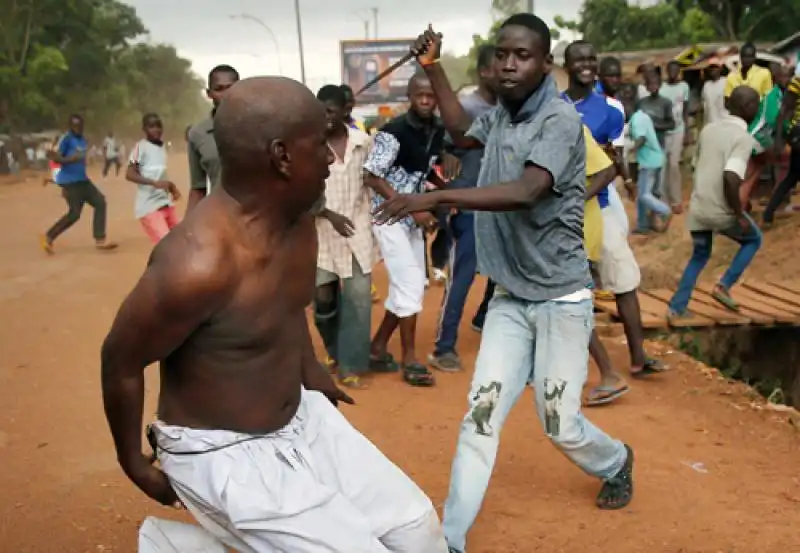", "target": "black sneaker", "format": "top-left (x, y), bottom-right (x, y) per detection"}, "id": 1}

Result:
top-left (596, 444), bottom-right (634, 510)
